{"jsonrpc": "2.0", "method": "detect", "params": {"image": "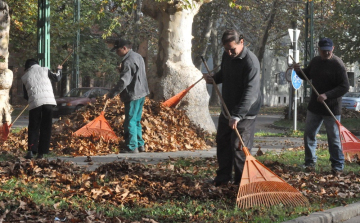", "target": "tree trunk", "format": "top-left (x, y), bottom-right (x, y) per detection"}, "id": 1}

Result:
top-left (208, 23), bottom-right (221, 107)
top-left (253, 0), bottom-right (279, 63)
top-left (143, 0), bottom-right (216, 133)
top-left (192, 3), bottom-right (214, 70)
top-left (0, 1), bottom-right (12, 125)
